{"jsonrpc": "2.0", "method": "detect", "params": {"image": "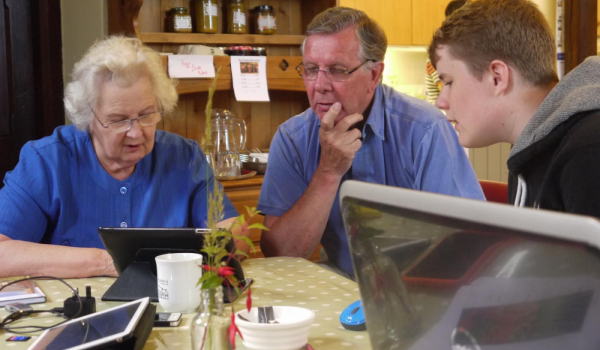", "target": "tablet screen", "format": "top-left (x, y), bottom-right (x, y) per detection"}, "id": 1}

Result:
top-left (28, 299), bottom-right (148, 350)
